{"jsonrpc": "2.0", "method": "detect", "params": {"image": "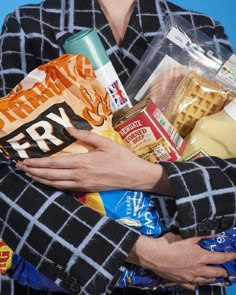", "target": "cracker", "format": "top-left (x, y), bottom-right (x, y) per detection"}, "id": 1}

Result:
top-left (165, 72), bottom-right (236, 137)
